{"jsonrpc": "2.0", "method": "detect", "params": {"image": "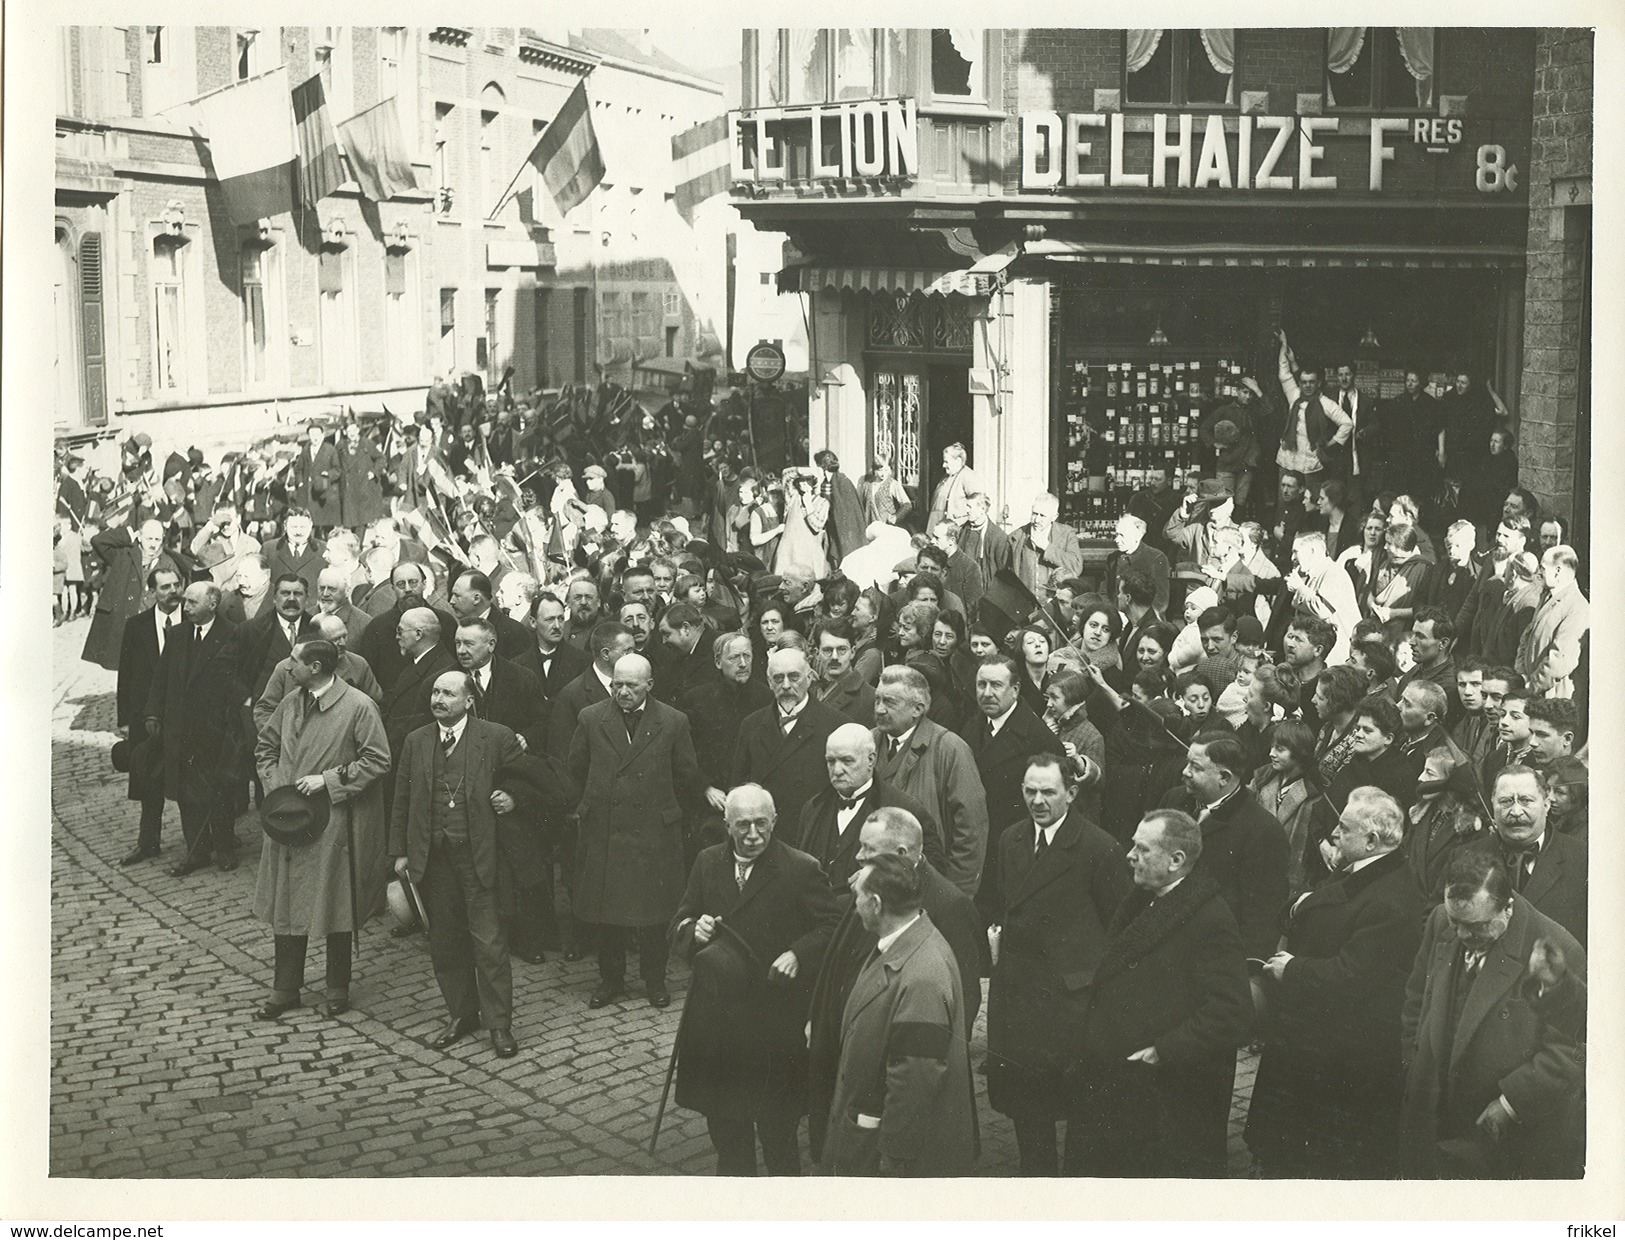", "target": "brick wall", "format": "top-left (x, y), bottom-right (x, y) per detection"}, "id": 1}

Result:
top-left (1516, 28), bottom-right (1592, 527)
